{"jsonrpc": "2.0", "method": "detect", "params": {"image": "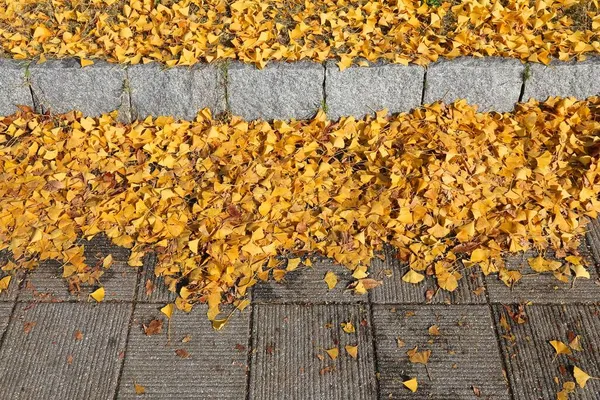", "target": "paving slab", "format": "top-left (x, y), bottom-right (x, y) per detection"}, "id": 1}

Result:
top-left (523, 57), bottom-right (600, 101)
top-left (29, 59), bottom-right (129, 118)
top-left (424, 57), bottom-right (524, 112)
top-left (325, 61), bottom-right (424, 120)
top-left (485, 247), bottom-right (600, 304)
top-left (249, 304), bottom-right (377, 399)
top-left (117, 303), bottom-right (249, 399)
top-left (0, 302), bottom-right (132, 399)
top-left (19, 235), bottom-right (138, 302)
top-left (128, 62), bottom-right (226, 120)
top-left (136, 252), bottom-right (177, 303)
top-left (372, 304), bottom-right (509, 400)
top-left (493, 304), bottom-right (600, 400)
top-left (0, 59), bottom-right (33, 114)
top-left (369, 246), bottom-right (487, 305)
top-left (228, 61), bottom-right (324, 121)
top-left (253, 257), bottom-right (365, 304)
